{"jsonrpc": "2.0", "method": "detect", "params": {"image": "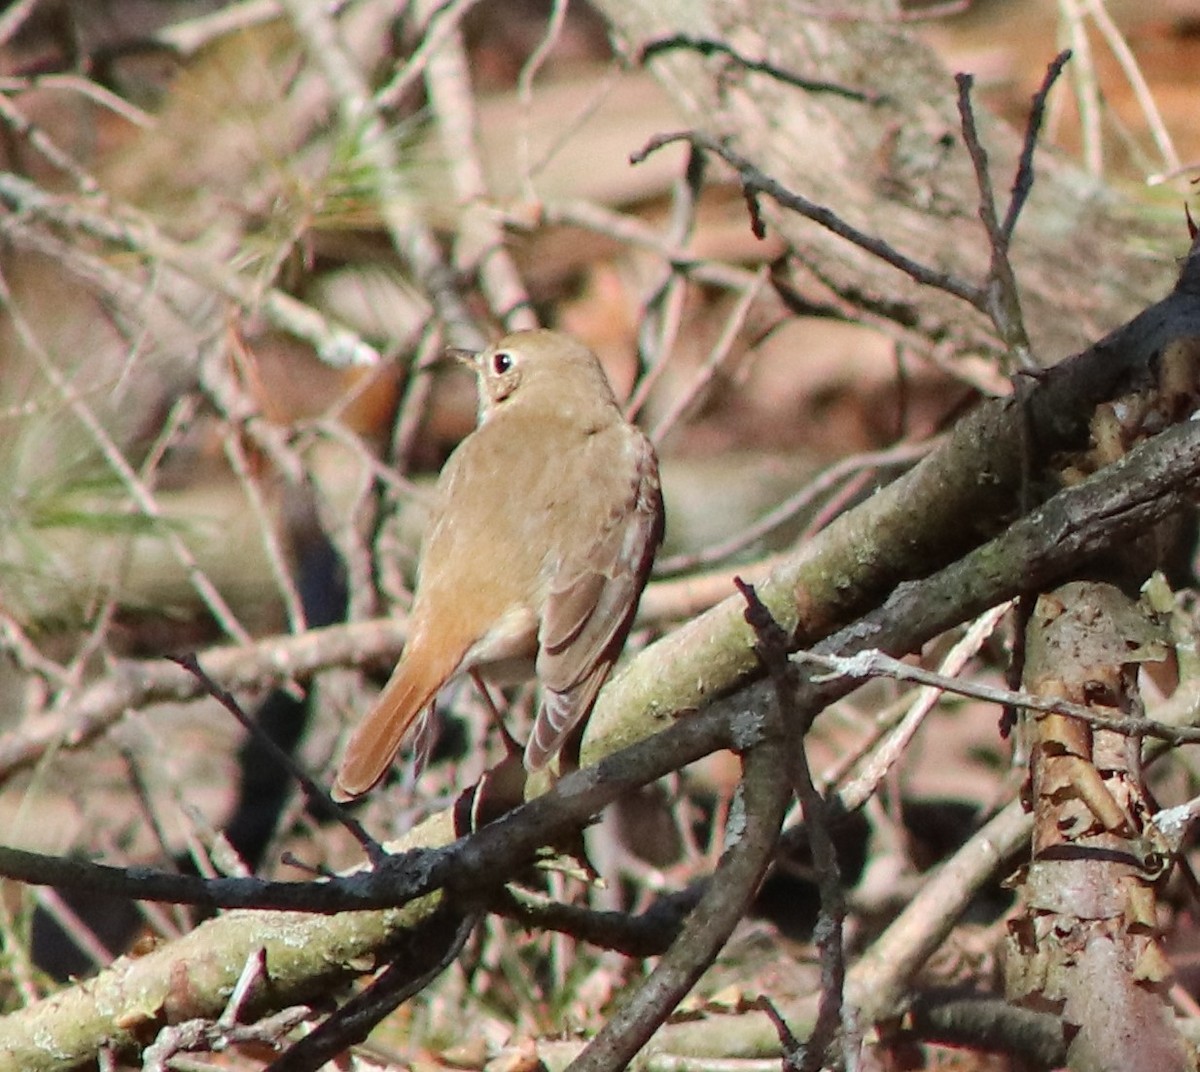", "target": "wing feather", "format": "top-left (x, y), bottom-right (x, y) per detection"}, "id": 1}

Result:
top-left (526, 430), bottom-right (663, 768)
